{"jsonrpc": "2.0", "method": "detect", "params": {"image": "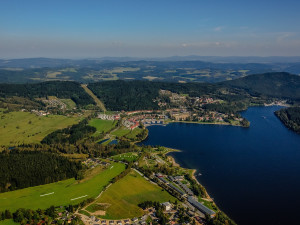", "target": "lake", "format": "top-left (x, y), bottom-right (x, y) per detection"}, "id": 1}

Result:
top-left (141, 106), bottom-right (300, 225)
